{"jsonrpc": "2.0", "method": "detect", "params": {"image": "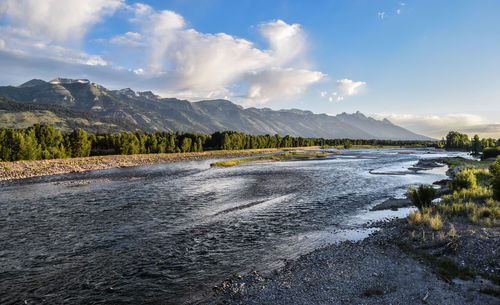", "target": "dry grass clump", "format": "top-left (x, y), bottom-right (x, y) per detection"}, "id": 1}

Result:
top-left (407, 208), bottom-right (442, 231)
